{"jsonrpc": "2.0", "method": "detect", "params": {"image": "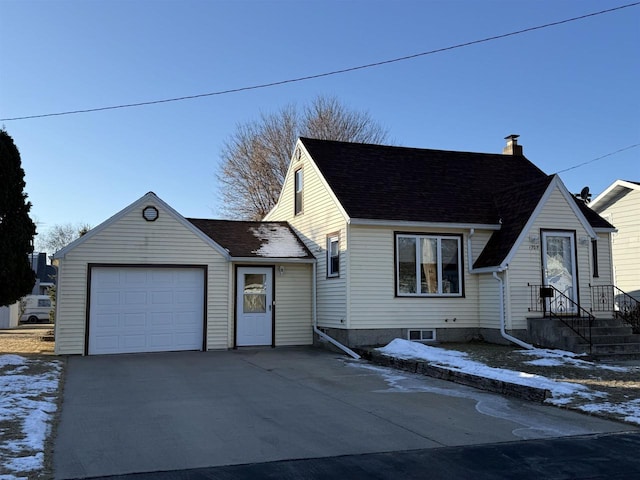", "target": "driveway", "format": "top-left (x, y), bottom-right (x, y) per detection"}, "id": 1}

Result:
top-left (53, 347), bottom-right (635, 479)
